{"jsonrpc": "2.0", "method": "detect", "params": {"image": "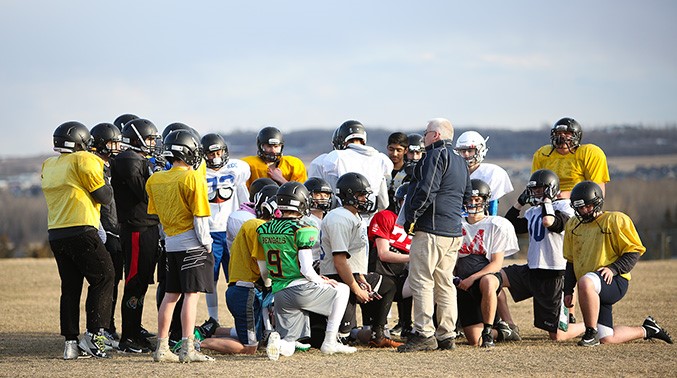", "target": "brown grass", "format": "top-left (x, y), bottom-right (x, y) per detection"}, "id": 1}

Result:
top-left (0, 258), bottom-right (675, 377)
